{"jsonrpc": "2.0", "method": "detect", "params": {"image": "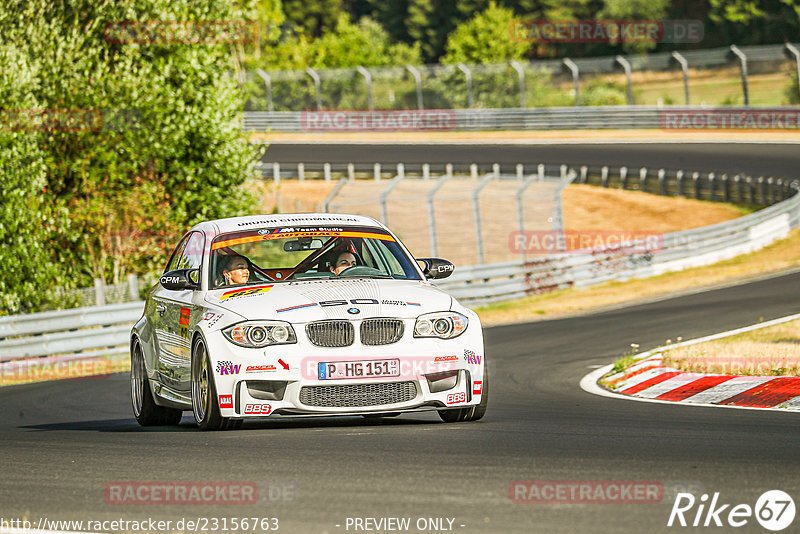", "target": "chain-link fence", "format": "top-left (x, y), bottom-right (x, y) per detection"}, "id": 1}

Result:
top-left (245, 43), bottom-right (800, 111)
top-left (49, 274), bottom-right (143, 310)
